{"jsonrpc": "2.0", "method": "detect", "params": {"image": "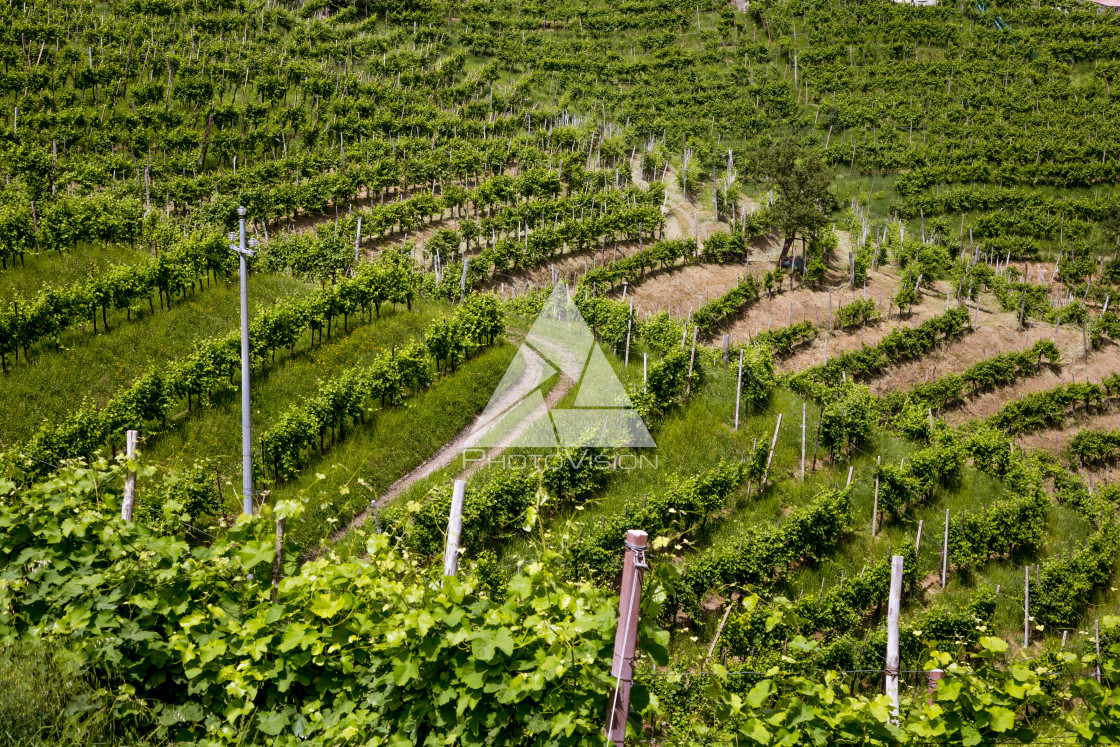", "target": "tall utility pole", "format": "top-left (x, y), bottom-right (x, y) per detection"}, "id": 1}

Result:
top-left (229, 207), bottom-right (258, 515)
